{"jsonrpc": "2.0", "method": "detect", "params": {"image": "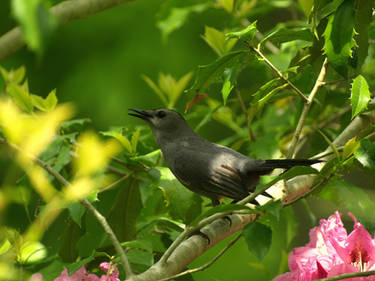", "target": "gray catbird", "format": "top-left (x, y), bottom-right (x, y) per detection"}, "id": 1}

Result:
top-left (129, 108), bottom-right (320, 205)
